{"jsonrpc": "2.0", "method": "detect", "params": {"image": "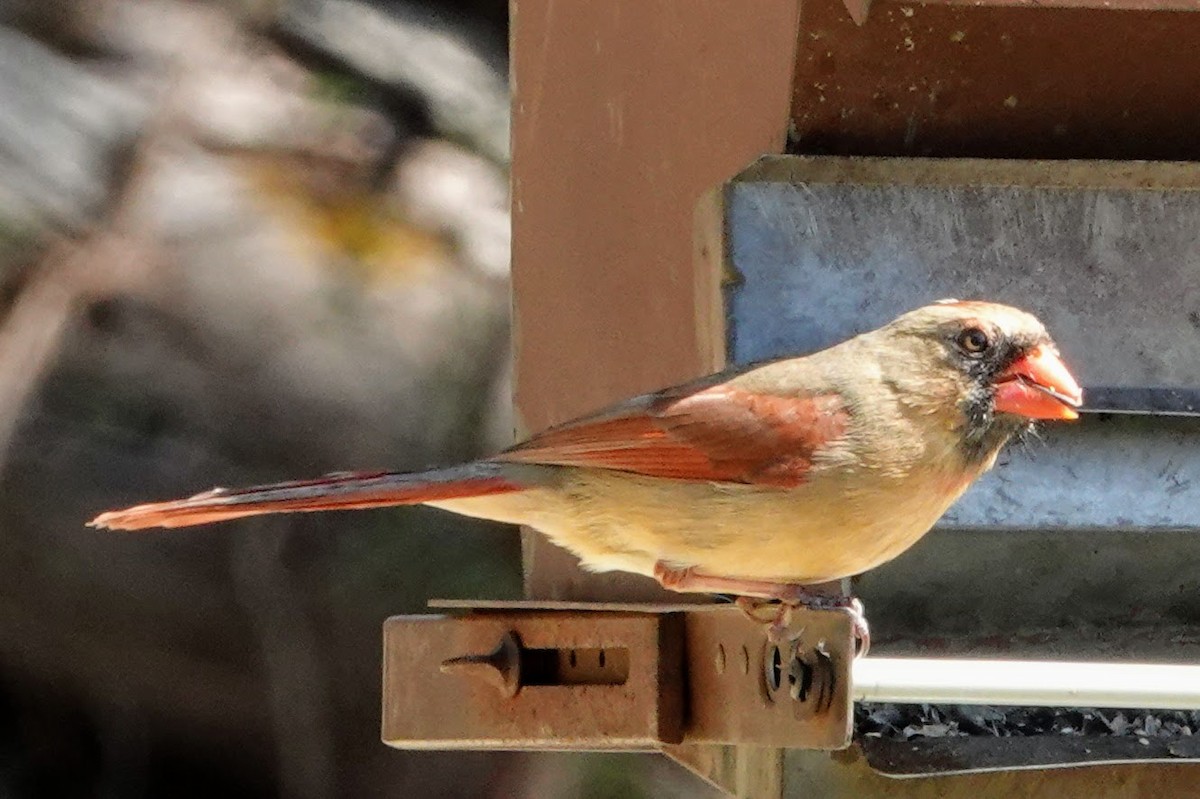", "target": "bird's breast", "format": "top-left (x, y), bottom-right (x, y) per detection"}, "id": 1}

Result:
top-left (431, 461), bottom-right (980, 585)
